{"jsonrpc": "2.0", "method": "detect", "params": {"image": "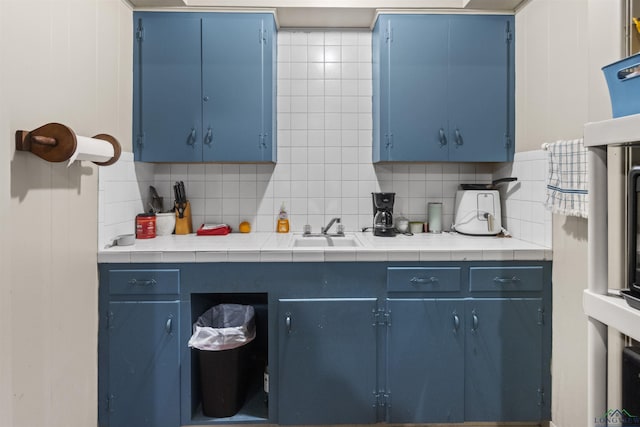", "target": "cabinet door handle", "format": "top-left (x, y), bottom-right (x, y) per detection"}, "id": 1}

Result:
top-left (165, 317), bottom-right (173, 334)
top-left (439, 128), bottom-right (448, 146)
top-left (285, 313), bottom-right (292, 334)
top-left (187, 128), bottom-right (196, 146)
top-left (127, 278), bottom-right (157, 286)
top-left (455, 128), bottom-right (463, 146)
top-left (409, 276), bottom-right (439, 285)
top-left (204, 127), bottom-right (213, 146)
top-left (453, 312), bottom-right (460, 332)
top-left (471, 310), bottom-right (479, 333)
top-left (493, 276), bottom-right (521, 284)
